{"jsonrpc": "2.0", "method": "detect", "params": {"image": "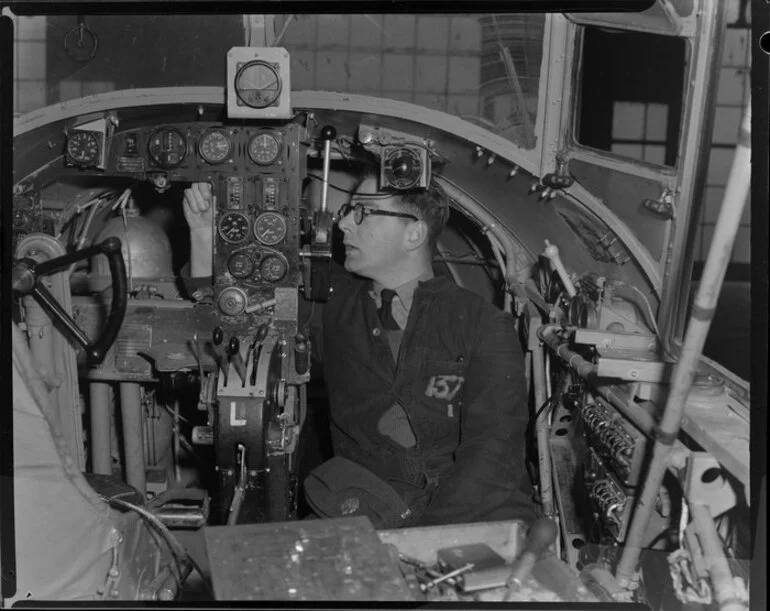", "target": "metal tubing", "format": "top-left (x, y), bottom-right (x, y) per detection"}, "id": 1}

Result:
top-left (120, 382), bottom-right (146, 497)
top-left (538, 326), bottom-right (597, 378)
top-left (320, 139), bottom-right (331, 213)
top-left (439, 179), bottom-right (533, 287)
top-left (89, 382), bottom-right (113, 475)
top-left (690, 504), bottom-right (748, 611)
top-left (532, 344), bottom-right (554, 517)
top-left (615, 98), bottom-right (751, 588)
